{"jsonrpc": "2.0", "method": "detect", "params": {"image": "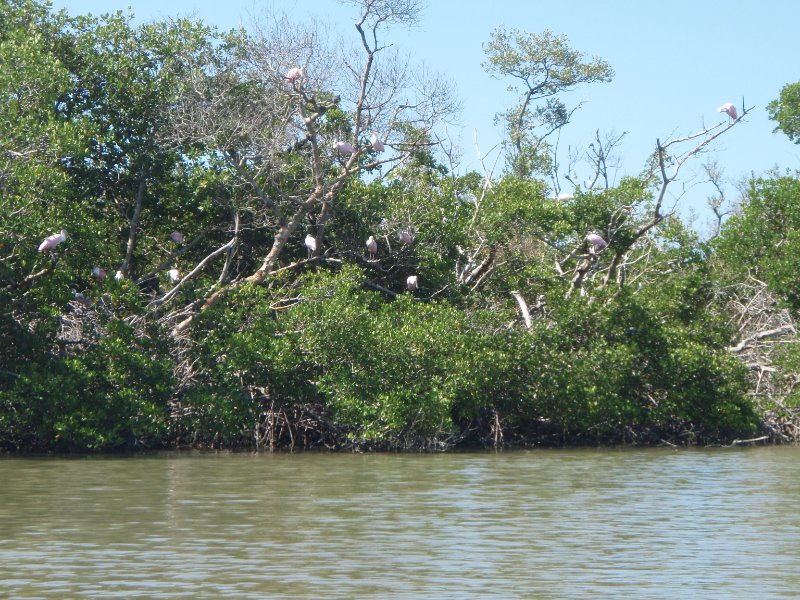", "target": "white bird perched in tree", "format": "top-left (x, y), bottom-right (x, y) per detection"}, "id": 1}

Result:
top-left (168, 268), bottom-right (180, 282)
top-left (366, 235), bottom-right (378, 260)
top-left (170, 231), bottom-right (184, 243)
top-left (305, 234), bottom-right (317, 258)
top-left (371, 133), bottom-right (385, 153)
top-left (334, 140), bottom-right (355, 154)
top-left (114, 270), bottom-right (124, 281)
top-left (284, 67), bottom-right (303, 86)
top-left (398, 230), bottom-right (413, 246)
top-left (557, 192), bottom-right (575, 201)
top-left (718, 102), bottom-right (738, 122)
top-left (586, 233), bottom-right (607, 250)
top-left (406, 275), bottom-right (418, 291)
top-left (38, 230), bottom-right (67, 253)
top-left (92, 266), bottom-right (106, 281)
